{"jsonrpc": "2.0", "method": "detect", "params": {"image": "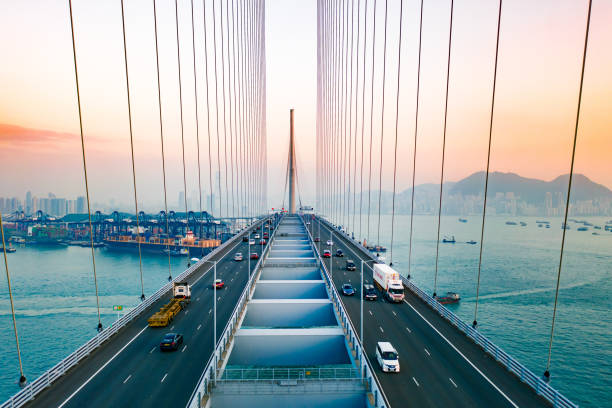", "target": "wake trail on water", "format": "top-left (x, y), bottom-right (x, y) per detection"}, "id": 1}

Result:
top-left (461, 279), bottom-right (595, 302)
